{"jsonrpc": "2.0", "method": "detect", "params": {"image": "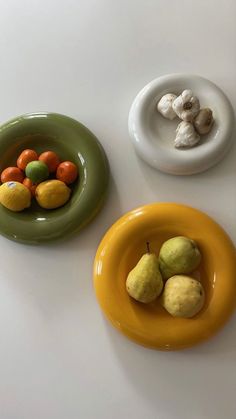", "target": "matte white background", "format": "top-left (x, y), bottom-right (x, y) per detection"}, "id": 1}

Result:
top-left (0, 1), bottom-right (235, 418)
